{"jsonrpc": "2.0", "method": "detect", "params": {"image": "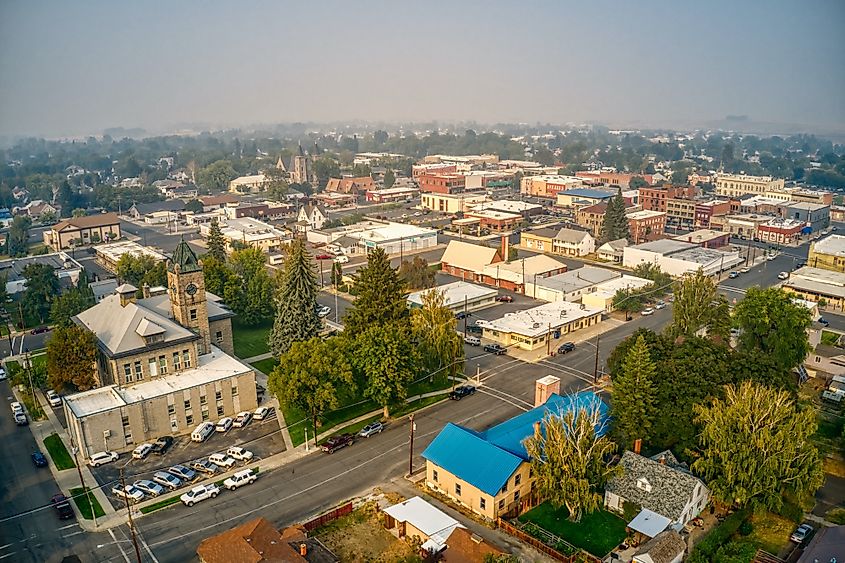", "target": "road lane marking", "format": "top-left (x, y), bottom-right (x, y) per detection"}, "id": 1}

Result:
top-left (0, 544), bottom-right (12, 550)
top-left (61, 531), bottom-right (84, 539)
top-left (108, 528), bottom-right (131, 563)
top-left (0, 552), bottom-right (17, 559)
top-left (137, 530), bottom-right (160, 563)
top-left (57, 523), bottom-right (79, 530)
